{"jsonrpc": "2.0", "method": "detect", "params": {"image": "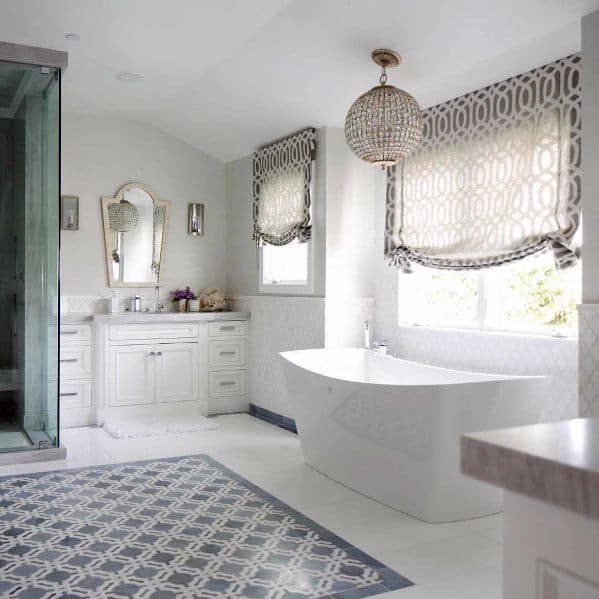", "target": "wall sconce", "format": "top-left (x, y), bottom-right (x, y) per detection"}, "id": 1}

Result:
top-left (60, 195), bottom-right (79, 230)
top-left (188, 203), bottom-right (205, 236)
